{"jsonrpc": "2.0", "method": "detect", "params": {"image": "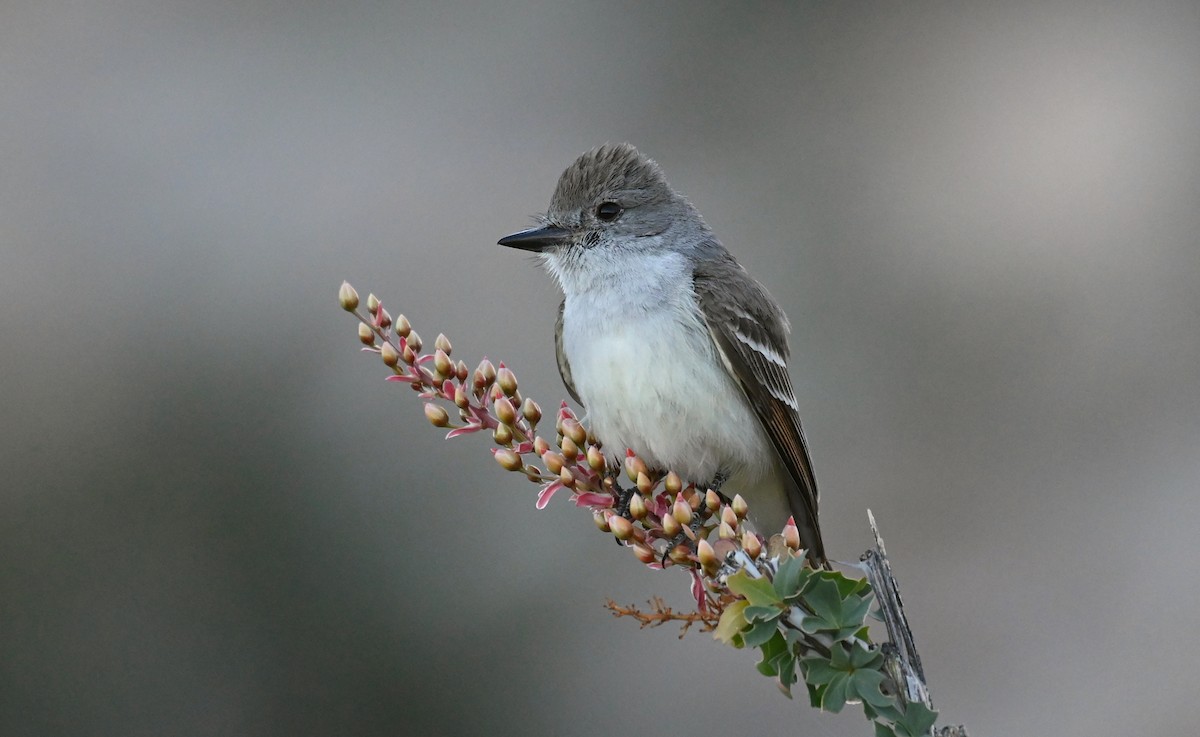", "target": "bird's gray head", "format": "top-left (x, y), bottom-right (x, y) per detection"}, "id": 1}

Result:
top-left (498, 144), bottom-right (709, 274)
